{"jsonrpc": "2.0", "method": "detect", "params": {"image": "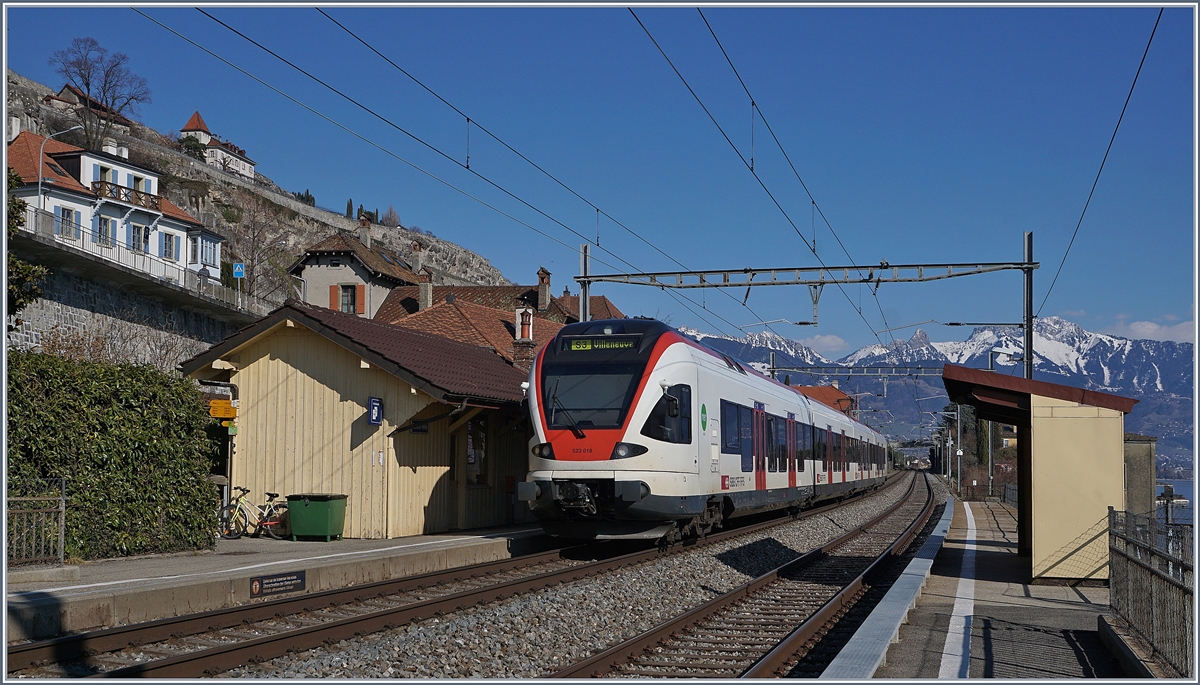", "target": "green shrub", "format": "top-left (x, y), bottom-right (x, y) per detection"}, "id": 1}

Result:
top-left (7, 351), bottom-right (218, 559)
